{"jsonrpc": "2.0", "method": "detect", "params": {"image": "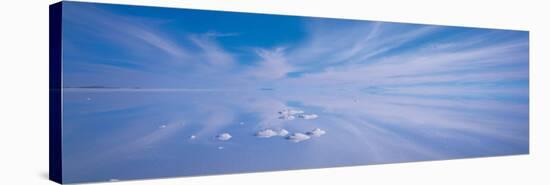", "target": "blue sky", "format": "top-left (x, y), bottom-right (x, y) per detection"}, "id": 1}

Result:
top-left (62, 2), bottom-right (528, 90)
top-left (61, 2), bottom-right (529, 183)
